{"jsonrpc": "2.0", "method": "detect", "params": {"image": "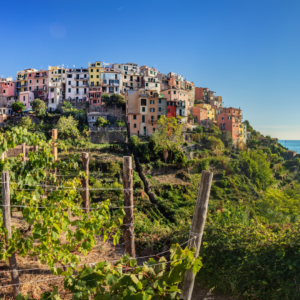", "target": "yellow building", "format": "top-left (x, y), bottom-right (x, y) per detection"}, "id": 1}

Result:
top-left (195, 103), bottom-right (216, 121)
top-left (88, 61), bottom-right (101, 87)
